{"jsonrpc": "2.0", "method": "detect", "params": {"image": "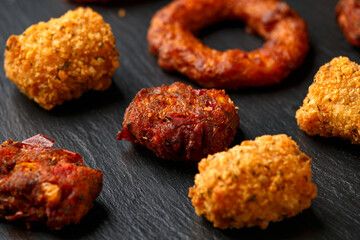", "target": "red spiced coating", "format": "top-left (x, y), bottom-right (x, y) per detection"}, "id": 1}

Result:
top-left (0, 135), bottom-right (103, 230)
top-left (147, 0), bottom-right (309, 89)
top-left (336, 0), bottom-right (360, 46)
top-left (117, 82), bottom-right (239, 161)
